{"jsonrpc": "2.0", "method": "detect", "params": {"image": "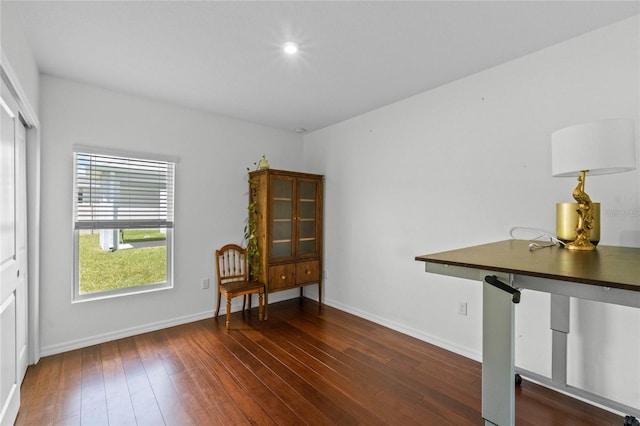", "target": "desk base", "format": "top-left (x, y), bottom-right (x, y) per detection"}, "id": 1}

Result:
top-left (516, 367), bottom-right (639, 419)
top-left (423, 262), bottom-right (640, 424)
